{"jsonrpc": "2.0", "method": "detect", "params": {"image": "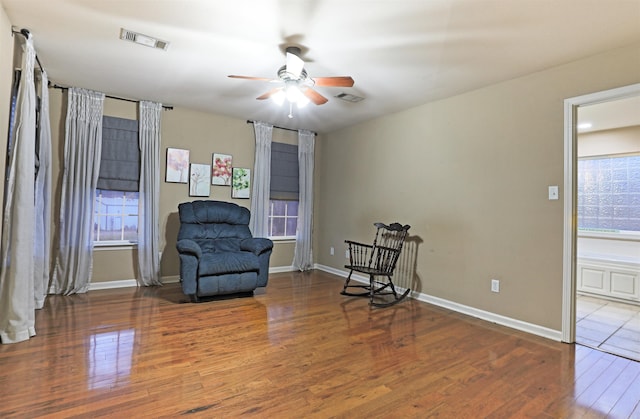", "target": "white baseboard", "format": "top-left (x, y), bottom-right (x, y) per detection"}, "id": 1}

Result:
top-left (415, 293), bottom-right (562, 341)
top-left (89, 279), bottom-right (138, 290)
top-left (313, 263), bottom-right (349, 278)
top-left (89, 275), bottom-right (180, 290)
top-left (89, 264), bottom-right (561, 342)
top-left (162, 275), bottom-right (181, 284)
top-left (88, 268), bottom-right (292, 291)
top-left (269, 265), bottom-right (296, 273)
top-left (314, 264), bottom-right (562, 342)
